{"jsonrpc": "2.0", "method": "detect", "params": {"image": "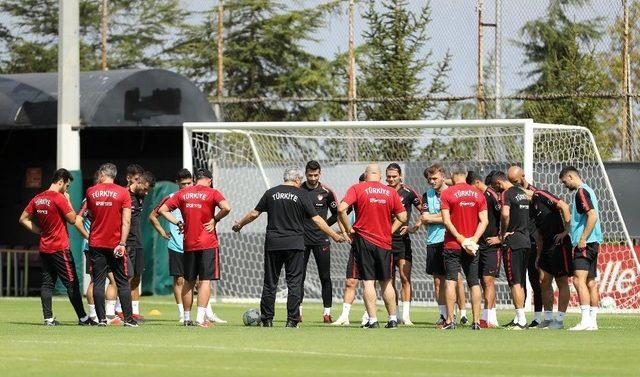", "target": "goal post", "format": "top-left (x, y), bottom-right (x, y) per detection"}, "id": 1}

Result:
top-left (183, 119), bottom-right (639, 312)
